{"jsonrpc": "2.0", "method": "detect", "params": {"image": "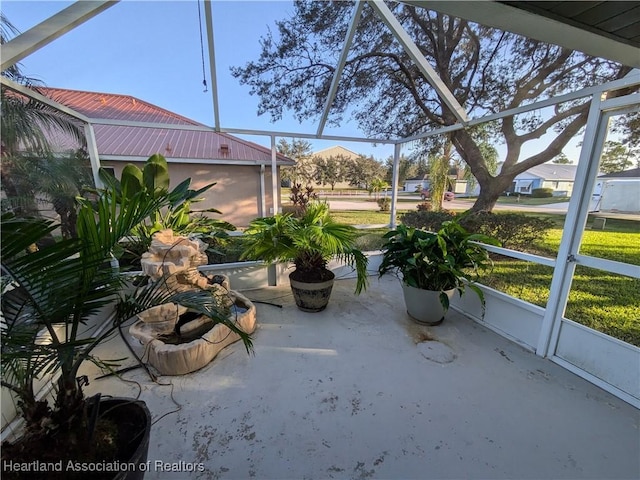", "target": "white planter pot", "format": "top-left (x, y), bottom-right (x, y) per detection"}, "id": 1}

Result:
top-left (401, 282), bottom-right (455, 326)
